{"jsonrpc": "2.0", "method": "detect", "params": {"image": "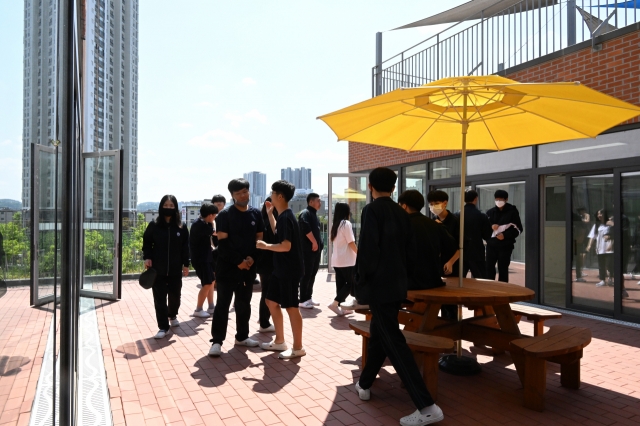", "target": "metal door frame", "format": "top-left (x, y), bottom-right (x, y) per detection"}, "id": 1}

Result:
top-left (79, 150), bottom-right (121, 300)
top-left (327, 173), bottom-right (370, 272)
